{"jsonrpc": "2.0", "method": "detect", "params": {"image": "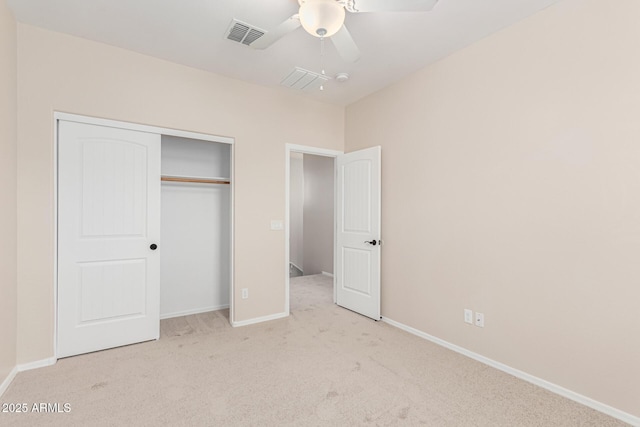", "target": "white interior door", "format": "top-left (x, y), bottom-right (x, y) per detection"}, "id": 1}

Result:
top-left (57, 120), bottom-right (161, 358)
top-left (336, 146), bottom-right (381, 320)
